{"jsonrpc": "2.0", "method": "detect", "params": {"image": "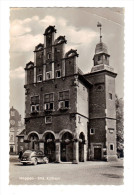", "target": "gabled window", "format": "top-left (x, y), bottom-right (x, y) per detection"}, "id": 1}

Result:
top-left (59, 90), bottom-right (69, 109)
top-left (46, 71), bottom-right (52, 80)
top-left (44, 93), bottom-right (54, 111)
top-left (37, 74), bottom-right (42, 82)
top-left (56, 70), bottom-right (61, 78)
